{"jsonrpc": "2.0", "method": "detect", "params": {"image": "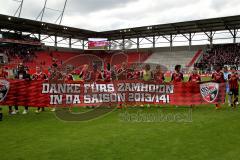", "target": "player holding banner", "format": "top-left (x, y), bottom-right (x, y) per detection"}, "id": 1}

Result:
top-left (188, 68), bottom-right (201, 83)
top-left (116, 62), bottom-right (128, 109)
top-left (153, 65), bottom-right (165, 83)
top-left (171, 65), bottom-right (184, 83)
top-left (48, 63), bottom-right (63, 112)
top-left (89, 64), bottom-right (103, 82)
top-left (79, 64), bottom-right (91, 81)
top-left (64, 65), bottom-right (74, 82)
top-left (141, 64), bottom-right (153, 107)
top-left (141, 64), bottom-right (153, 82)
top-left (9, 63), bottom-right (31, 115)
top-left (102, 64), bottom-right (112, 82)
top-left (212, 66), bottom-right (225, 109)
top-left (171, 65), bottom-right (184, 108)
top-left (117, 62), bottom-right (128, 80)
top-left (188, 68), bottom-right (201, 108)
top-left (32, 66), bottom-right (48, 113)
